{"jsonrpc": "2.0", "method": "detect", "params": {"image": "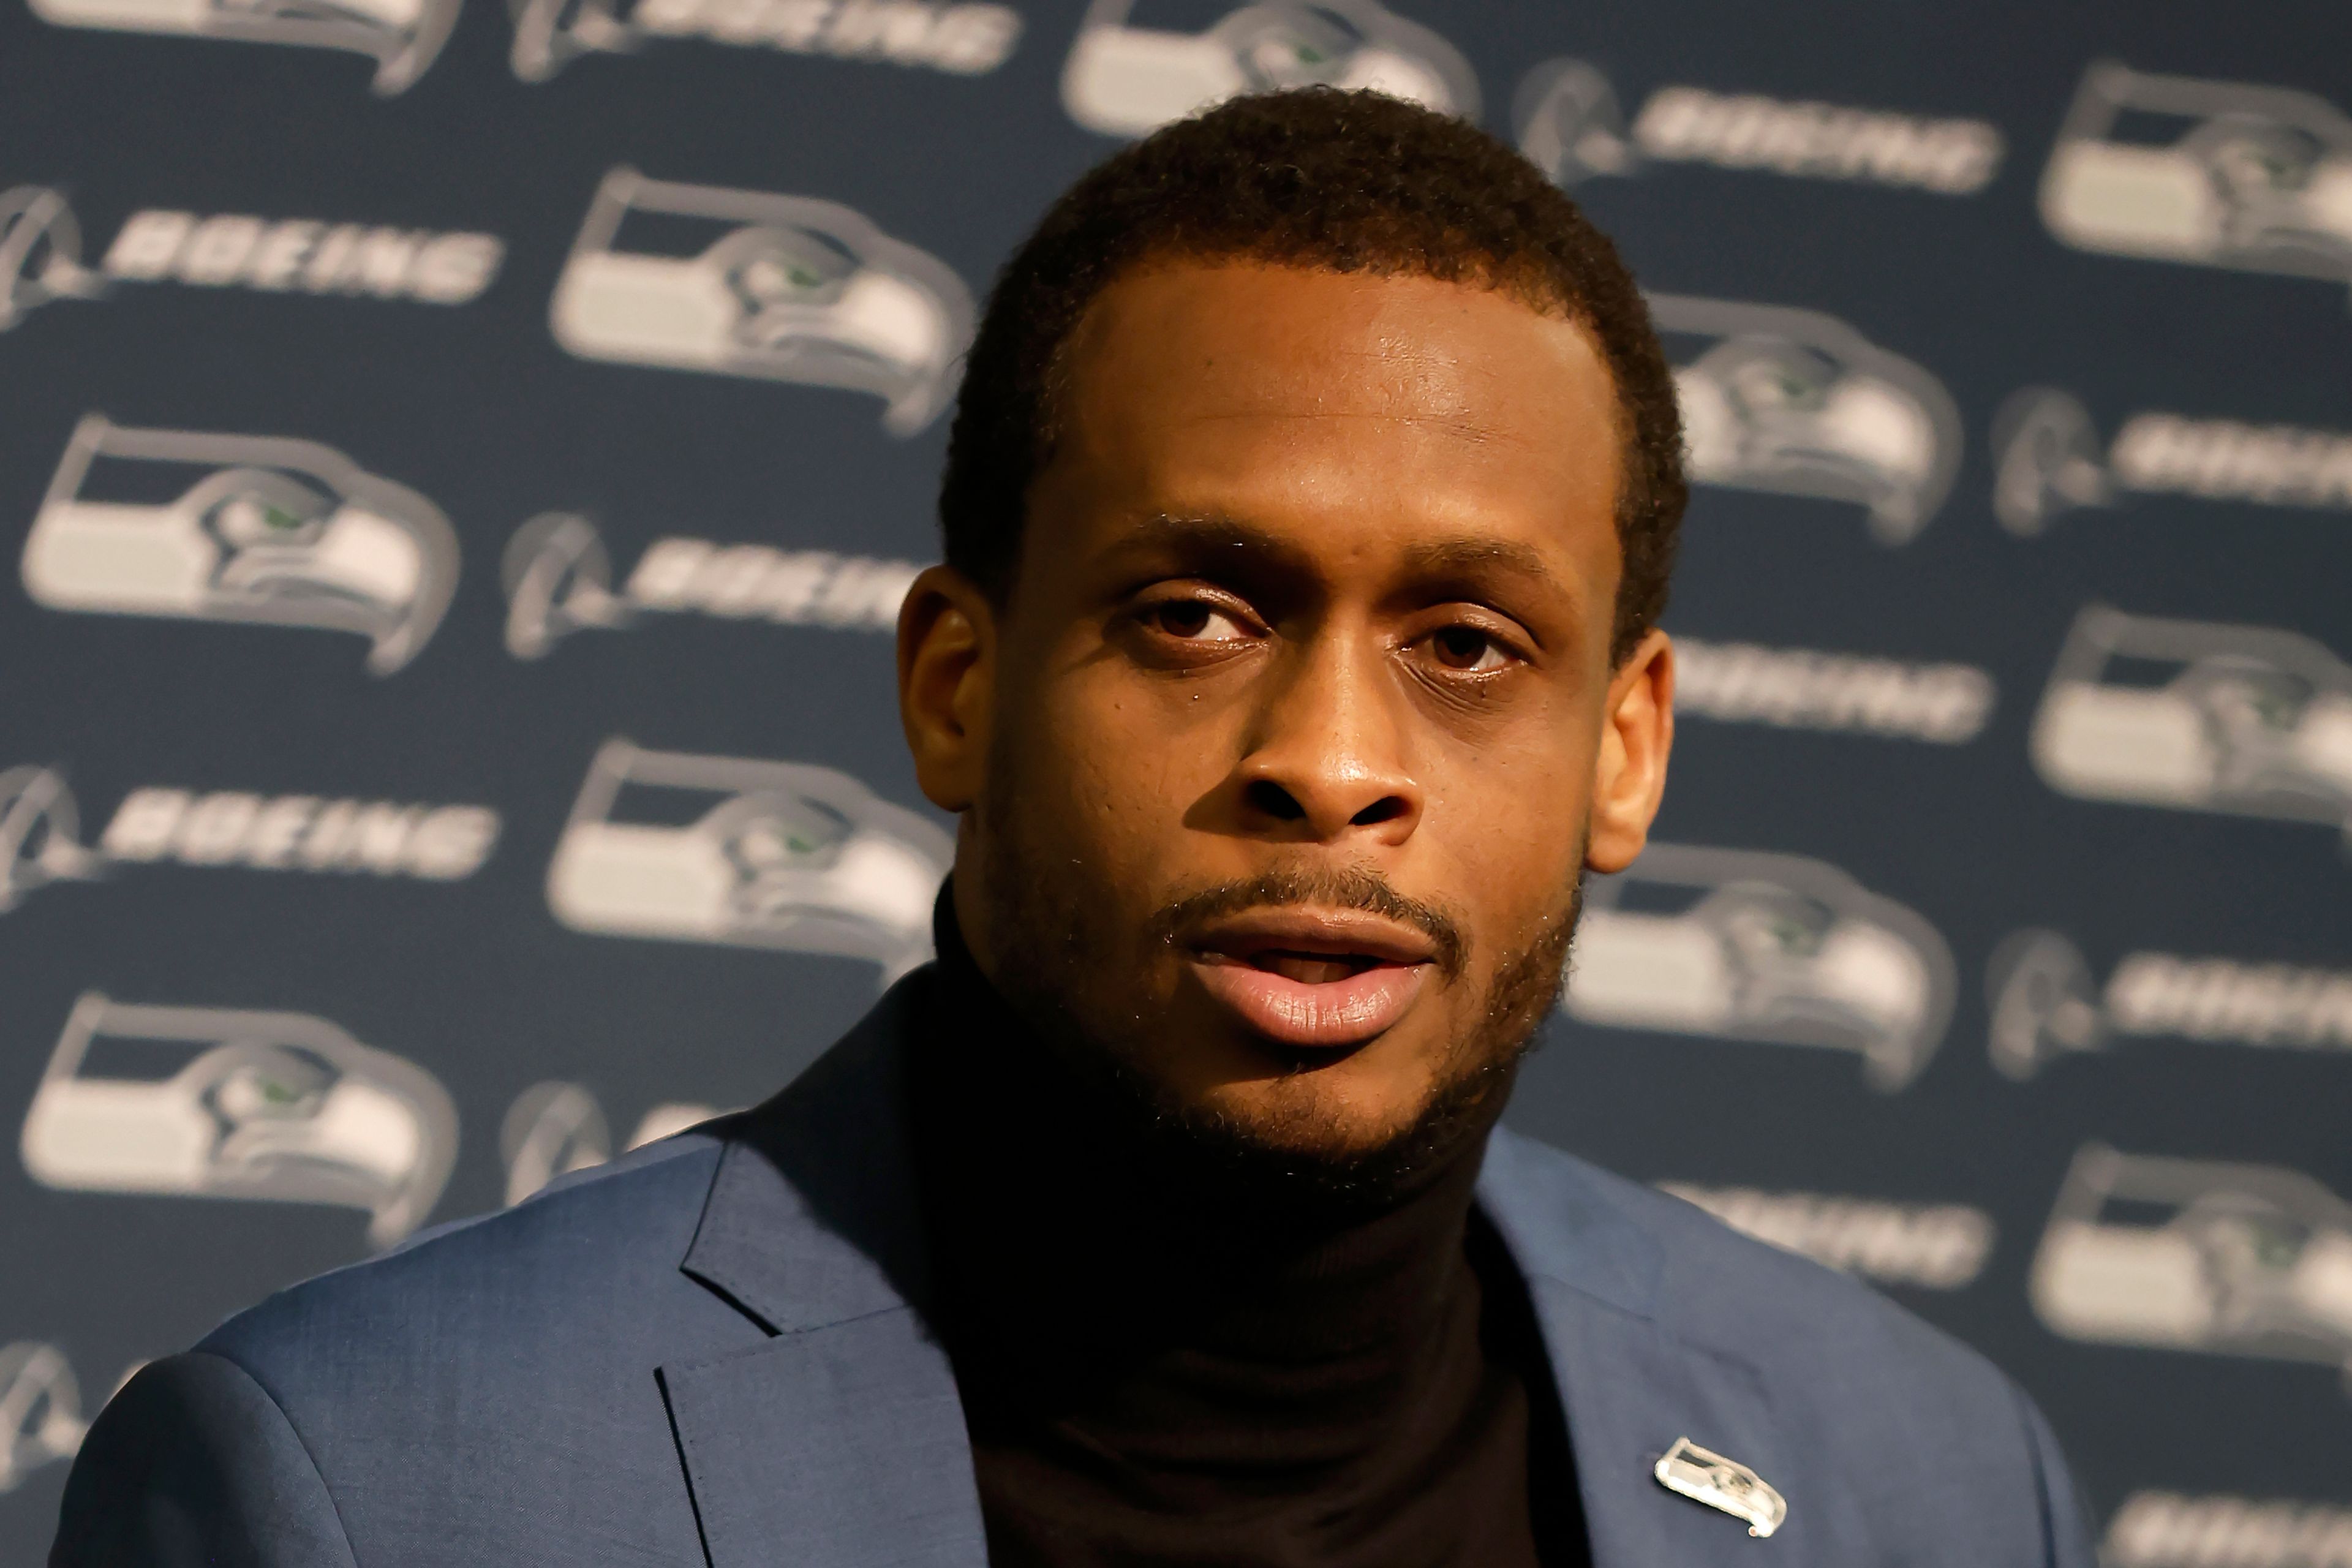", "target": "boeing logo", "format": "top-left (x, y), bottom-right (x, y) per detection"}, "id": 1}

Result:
top-left (100, 787), bottom-right (500, 880)
top-left (2043, 61), bottom-right (2352, 298)
top-left (20, 993), bottom-right (460, 1247)
top-left (1061, 0), bottom-right (1475, 139)
top-left (23, 415), bottom-right (460, 675)
top-left (0, 766), bottom-right (106, 913)
top-left (1517, 64), bottom-right (2002, 195)
top-left (551, 167), bottom-right (972, 435)
top-left (1988, 929), bottom-right (2352, 1078)
top-left (2103, 1490), bottom-right (2352, 1568)
top-left (501, 513), bottom-right (919, 658)
top-left (1653, 295), bottom-right (1961, 544)
top-left (1673, 636), bottom-right (1994, 744)
top-left (1994, 388), bottom-right (2352, 535)
top-left (2030, 605), bottom-right (2352, 850)
top-left (1562, 843), bottom-right (1956, 1092)
top-left (548, 738), bottom-right (951, 983)
top-left (1660, 1182), bottom-right (1994, 1290)
top-left (0, 189), bottom-right (500, 329)
top-left (510, 0), bottom-right (1019, 83)
top-left (0, 1342), bottom-right (88, 1496)
top-left (28, 0), bottom-right (458, 93)
top-left (0, 766), bottom-right (500, 912)
top-left (0, 186), bottom-right (104, 331)
top-left (102, 208), bottom-right (503, 303)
